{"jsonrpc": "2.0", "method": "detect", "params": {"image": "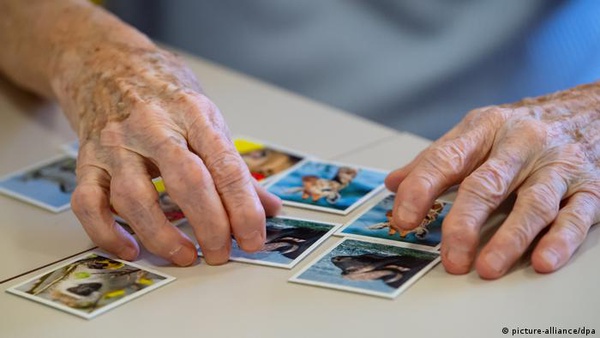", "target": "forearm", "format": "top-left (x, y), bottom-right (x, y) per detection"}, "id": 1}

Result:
top-left (0, 0), bottom-right (155, 100)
